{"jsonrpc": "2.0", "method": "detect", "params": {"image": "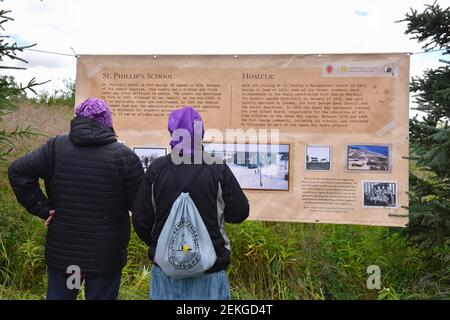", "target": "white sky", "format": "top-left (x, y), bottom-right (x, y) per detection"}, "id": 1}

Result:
top-left (307, 146), bottom-right (330, 161)
top-left (1, 0), bottom-right (449, 111)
